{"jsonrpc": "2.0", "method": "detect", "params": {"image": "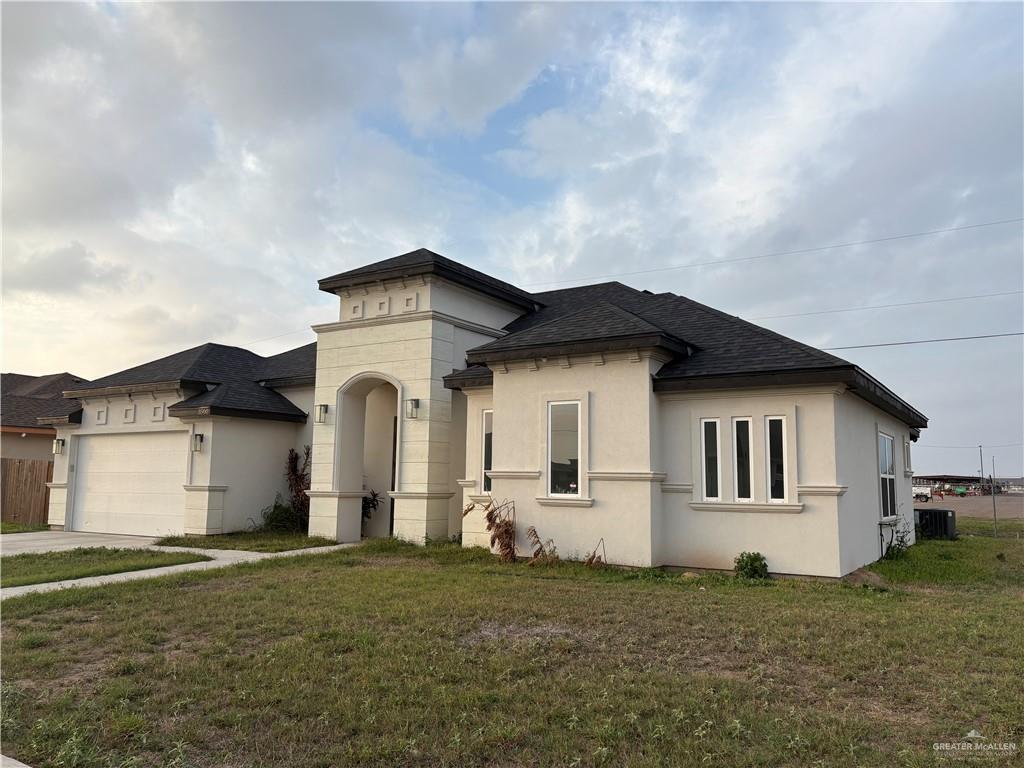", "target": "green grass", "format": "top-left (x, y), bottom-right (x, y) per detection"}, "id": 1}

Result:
top-left (1, 522), bottom-right (49, 535)
top-left (1, 548), bottom-right (211, 588)
top-left (155, 530), bottom-right (338, 553)
top-left (1, 537), bottom-right (1022, 767)
top-left (868, 519), bottom-right (1024, 587)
